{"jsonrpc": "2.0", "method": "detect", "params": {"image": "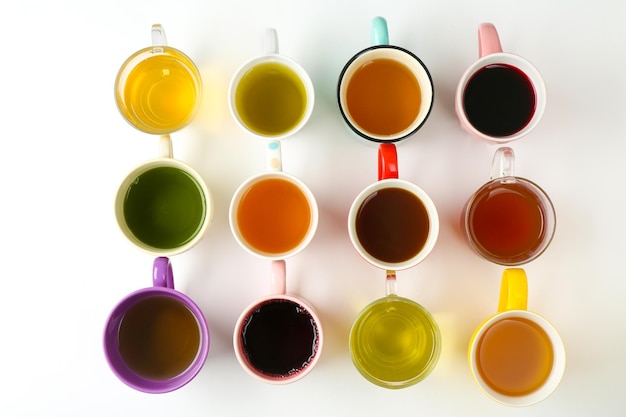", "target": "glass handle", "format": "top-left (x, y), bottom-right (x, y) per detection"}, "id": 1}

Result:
top-left (490, 146), bottom-right (515, 181)
top-left (151, 23), bottom-right (168, 47)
